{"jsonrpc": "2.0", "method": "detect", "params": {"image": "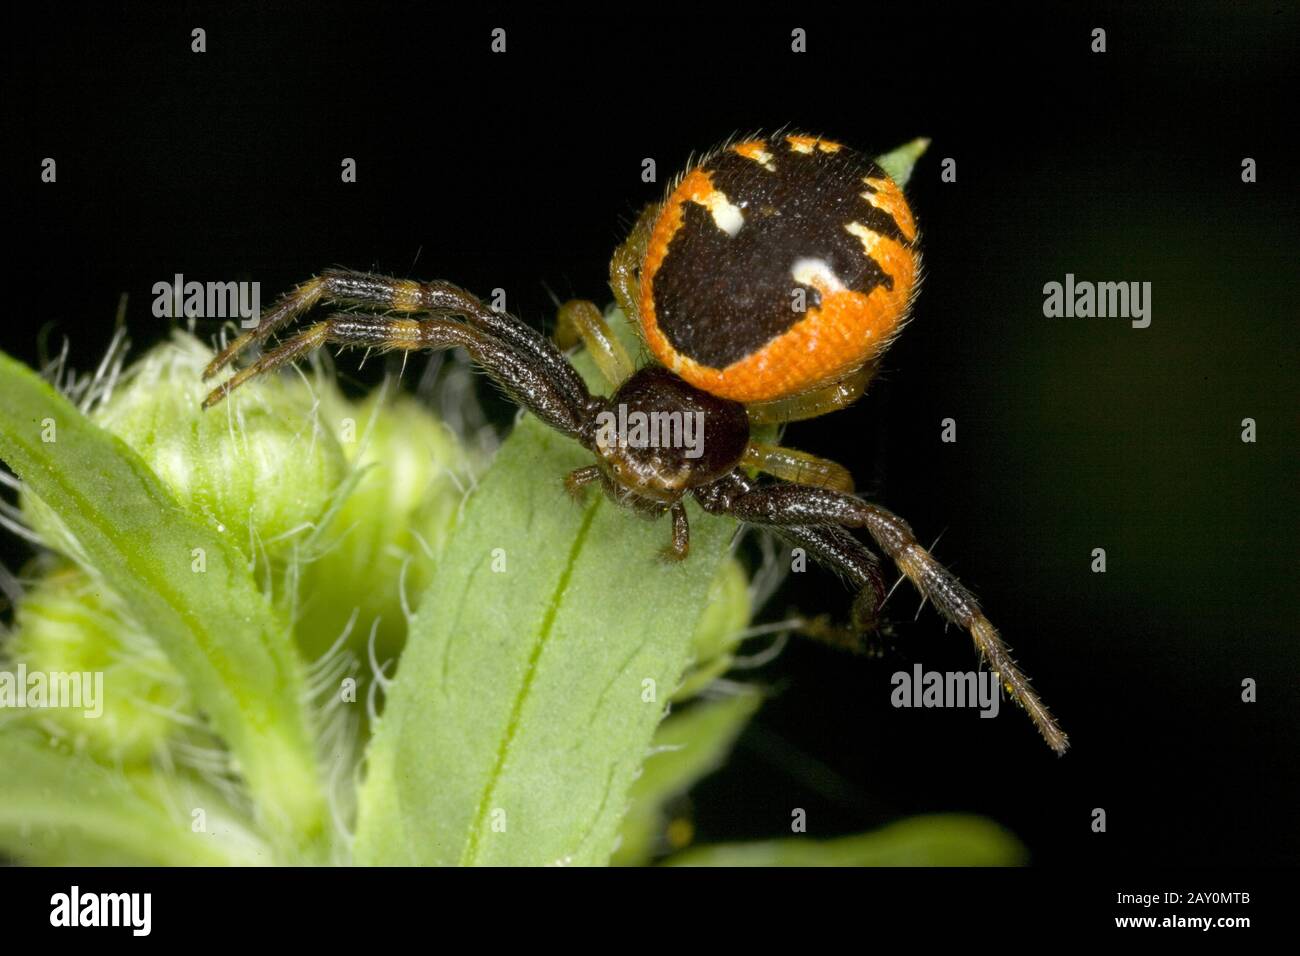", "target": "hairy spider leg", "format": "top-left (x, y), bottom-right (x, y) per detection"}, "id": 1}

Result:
top-left (203, 312), bottom-right (594, 440)
top-left (695, 475), bottom-right (1068, 754)
top-left (204, 269), bottom-right (590, 412)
